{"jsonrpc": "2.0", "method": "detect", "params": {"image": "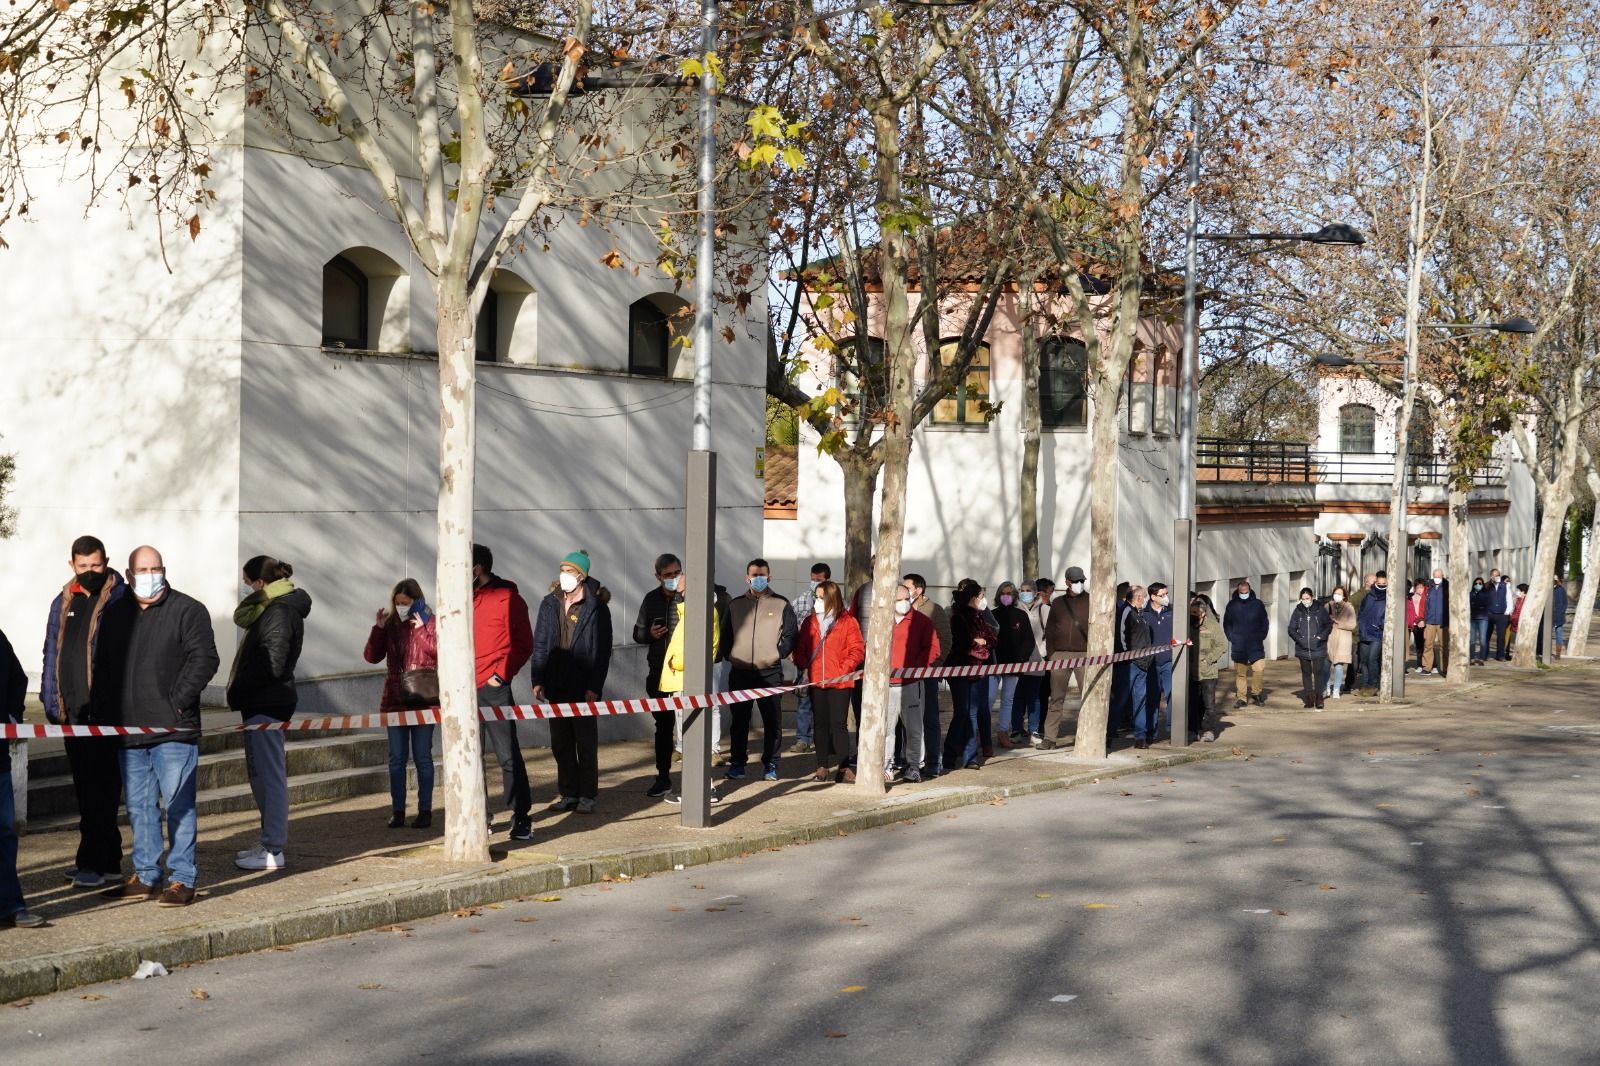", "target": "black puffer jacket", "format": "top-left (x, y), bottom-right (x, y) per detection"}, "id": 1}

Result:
top-left (531, 576), bottom-right (614, 701)
top-left (92, 588), bottom-right (221, 746)
top-left (227, 589), bottom-right (313, 720)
